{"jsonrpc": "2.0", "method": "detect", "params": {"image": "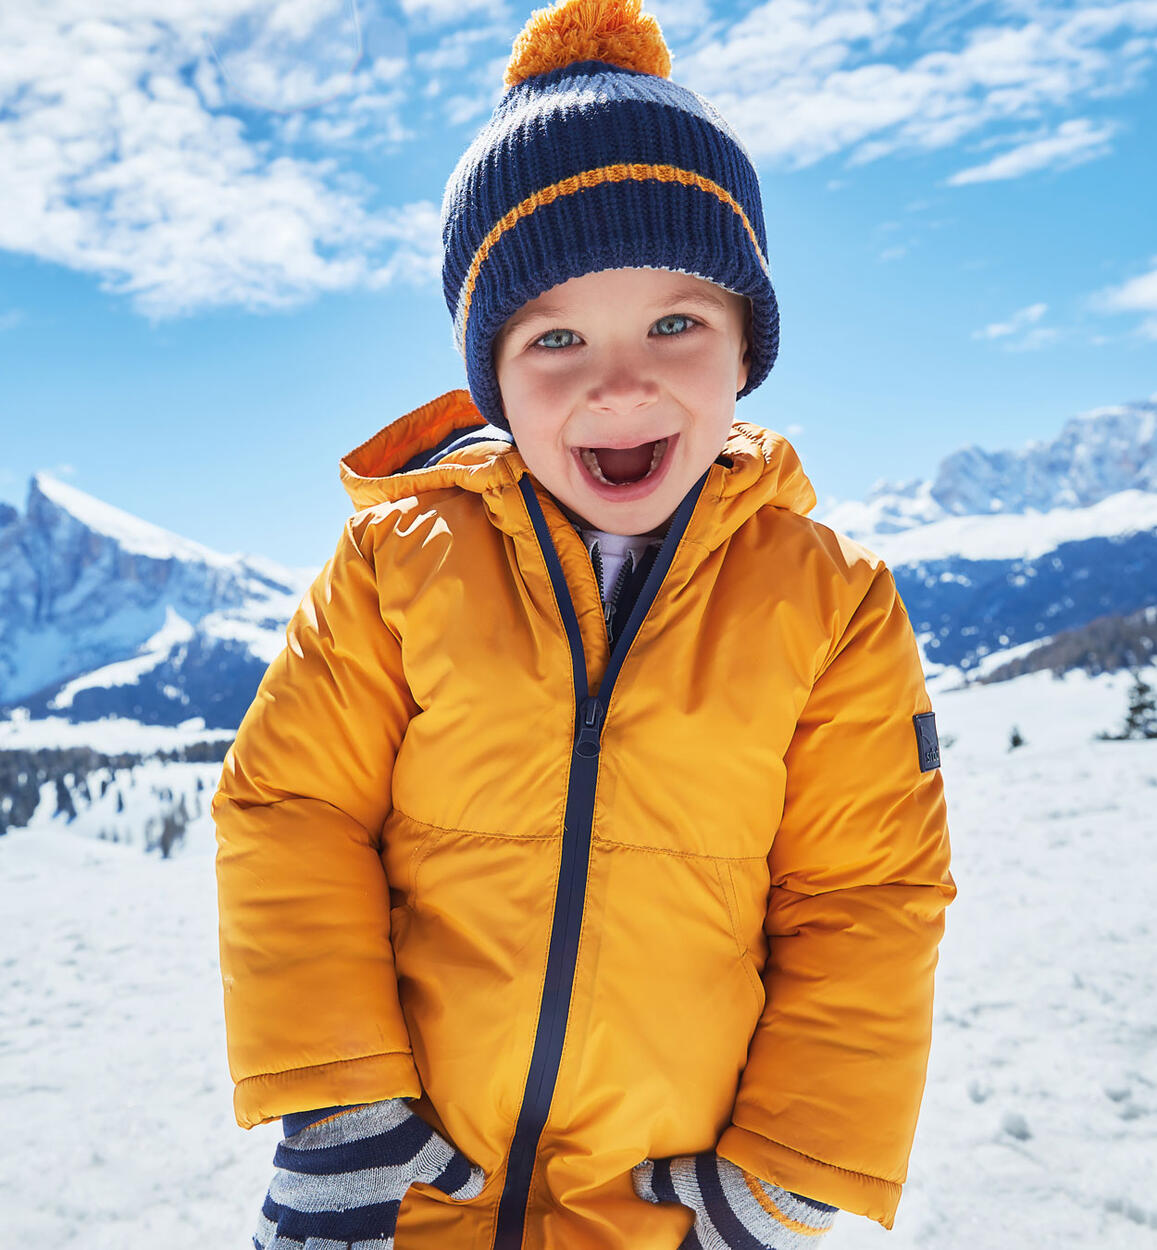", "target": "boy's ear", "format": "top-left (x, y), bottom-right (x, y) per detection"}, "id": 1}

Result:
top-left (736, 303), bottom-right (752, 392)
